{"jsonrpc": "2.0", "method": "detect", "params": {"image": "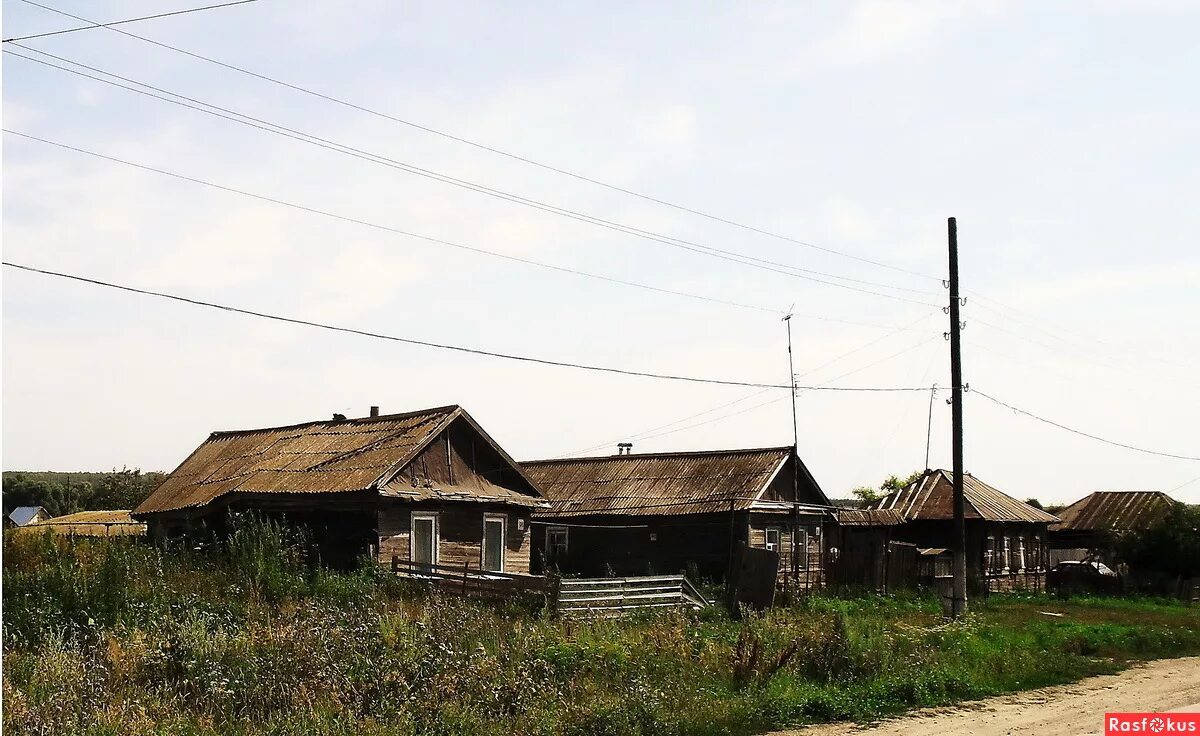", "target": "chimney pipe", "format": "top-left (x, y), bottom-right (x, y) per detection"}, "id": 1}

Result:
top-left (617, 442), bottom-right (633, 456)
top-left (369, 406), bottom-right (380, 418)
